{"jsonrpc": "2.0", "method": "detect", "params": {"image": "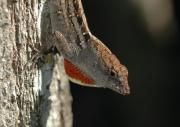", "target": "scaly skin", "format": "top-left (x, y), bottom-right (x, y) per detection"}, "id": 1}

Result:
top-left (50, 0), bottom-right (130, 95)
